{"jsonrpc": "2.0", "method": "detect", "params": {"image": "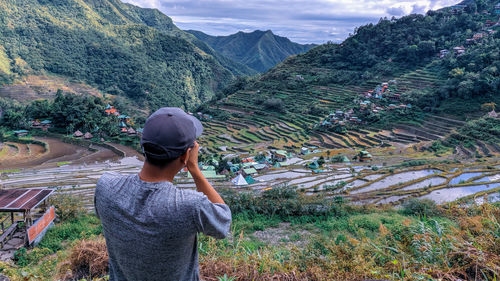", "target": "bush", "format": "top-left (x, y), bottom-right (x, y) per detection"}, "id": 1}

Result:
top-left (263, 98), bottom-right (285, 113)
top-left (50, 192), bottom-right (86, 222)
top-left (38, 215), bottom-right (102, 252)
top-left (402, 198), bottom-right (440, 217)
top-left (221, 185), bottom-right (346, 219)
top-left (14, 247), bottom-right (52, 267)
